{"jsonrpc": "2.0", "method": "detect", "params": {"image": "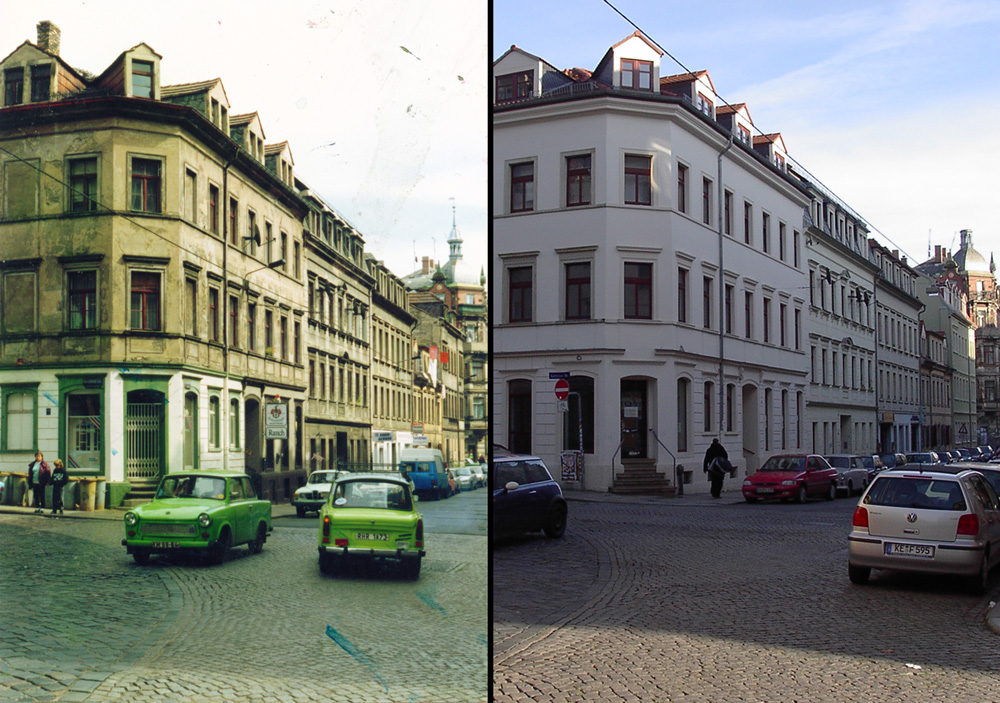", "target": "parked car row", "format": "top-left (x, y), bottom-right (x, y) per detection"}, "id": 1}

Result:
top-left (123, 469), bottom-right (426, 580)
